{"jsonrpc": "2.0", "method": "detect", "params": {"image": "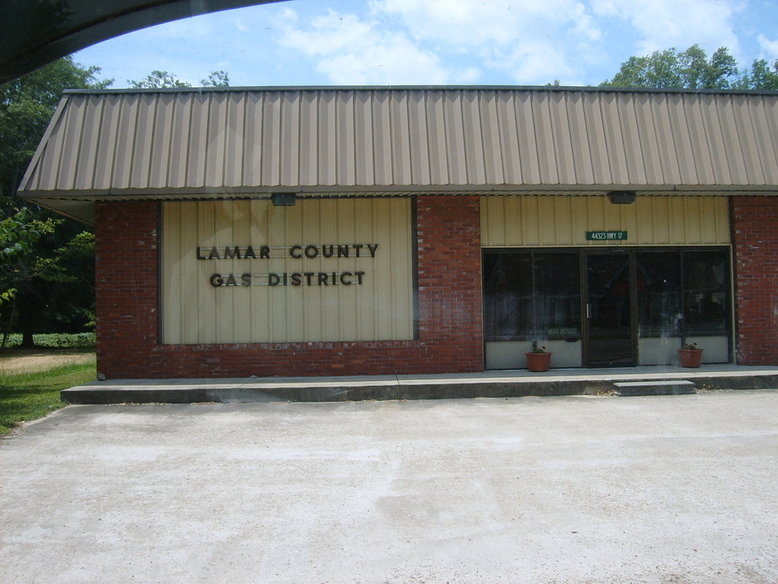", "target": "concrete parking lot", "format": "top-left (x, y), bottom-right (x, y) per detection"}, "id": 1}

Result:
top-left (2, 390), bottom-right (778, 583)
